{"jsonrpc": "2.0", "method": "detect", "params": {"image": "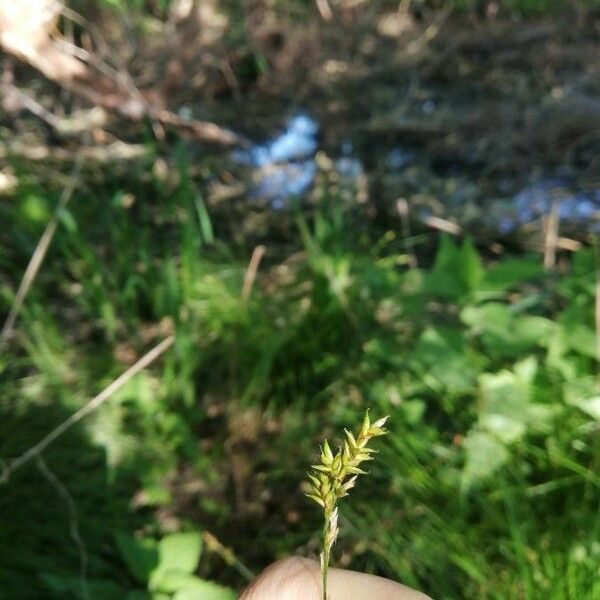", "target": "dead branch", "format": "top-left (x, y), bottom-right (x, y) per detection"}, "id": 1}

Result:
top-left (0, 335), bottom-right (175, 484)
top-left (0, 0), bottom-right (240, 146)
top-left (0, 140), bottom-right (148, 163)
top-left (1, 155), bottom-right (83, 344)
